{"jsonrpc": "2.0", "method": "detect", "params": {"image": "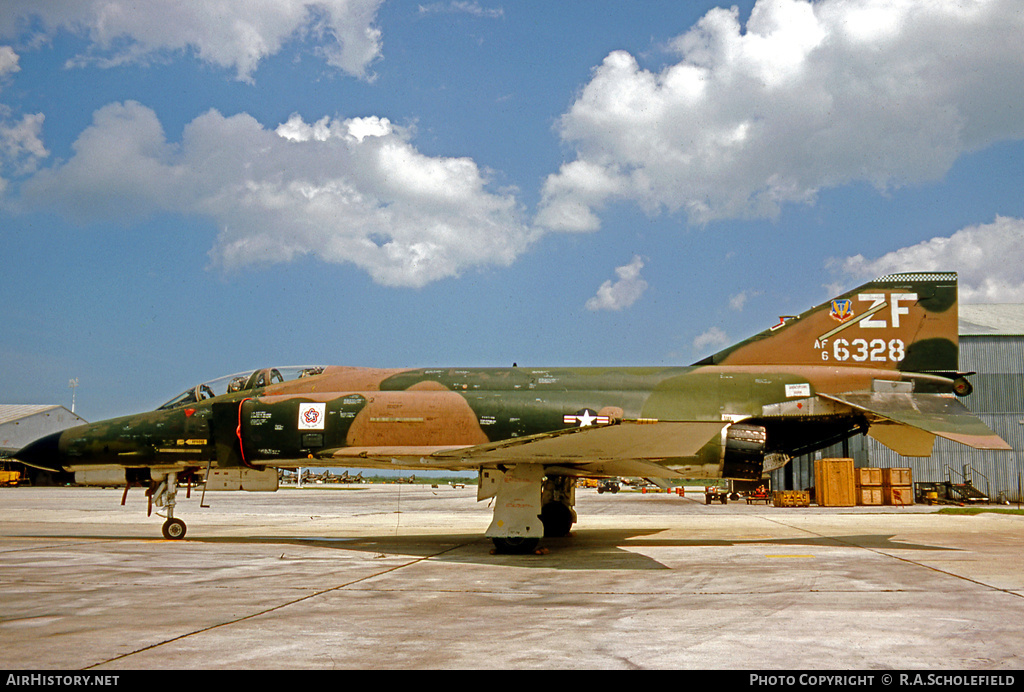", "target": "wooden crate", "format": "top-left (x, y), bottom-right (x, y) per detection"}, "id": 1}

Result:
top-left (773, 490), bottom-right (810, 507)
top-left (884, 485), bottom-right (915, 506)
top-left (883, 468), bottom-right (913, 487)
top-left (855, 467), bottom-right (883, 506)
top-left (856, 486), bottom-right (884, 506)
top-left (855, 467), bottom-right (883, 487)
top-left (815, 458), bottom-right (856, 507)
